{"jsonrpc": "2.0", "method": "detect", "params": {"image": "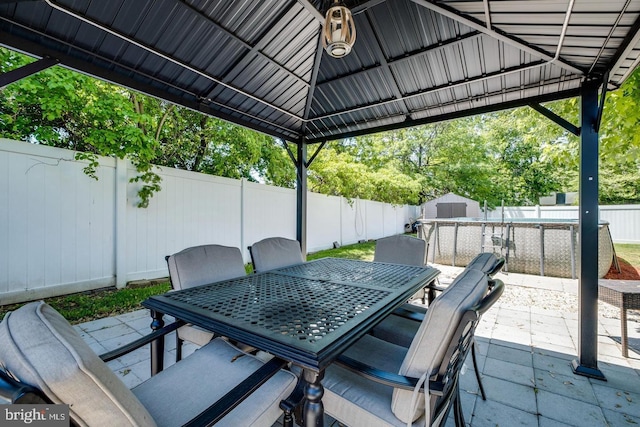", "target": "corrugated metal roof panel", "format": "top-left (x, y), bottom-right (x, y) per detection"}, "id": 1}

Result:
top-left (1, 0), bottom-right (639, 142)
